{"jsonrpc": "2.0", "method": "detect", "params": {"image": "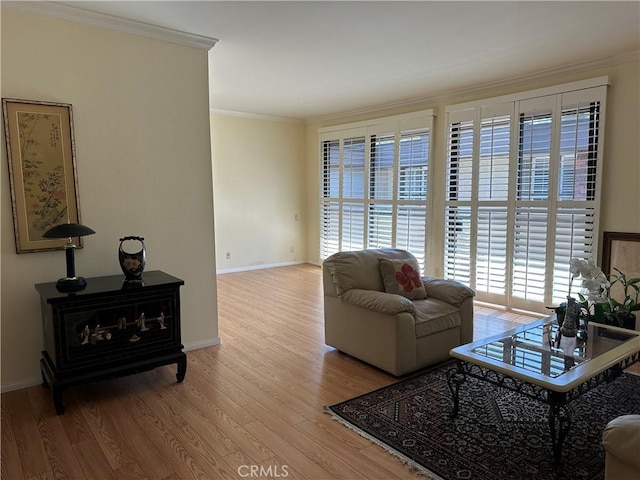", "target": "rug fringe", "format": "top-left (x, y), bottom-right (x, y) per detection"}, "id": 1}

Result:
top-left (323, 406), bottom-right (444, 480)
